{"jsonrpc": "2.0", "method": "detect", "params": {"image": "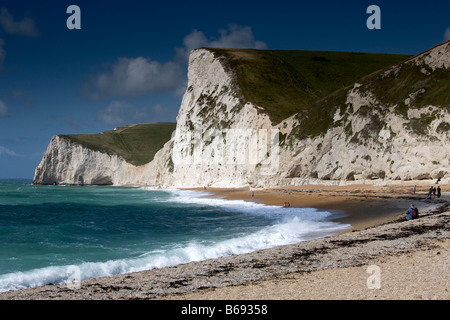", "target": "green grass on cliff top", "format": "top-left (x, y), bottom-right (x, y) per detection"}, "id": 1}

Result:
top-left (289, 42), bottom-right (450, 140)
top-left (209, 48), bottom-right (412, 124)
top-left (60, 123), bottom-right (176, 166)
